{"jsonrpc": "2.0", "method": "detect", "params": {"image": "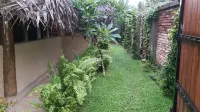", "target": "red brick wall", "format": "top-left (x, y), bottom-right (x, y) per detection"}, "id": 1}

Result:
top-left (156, 8), bottom-right (178, 65)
